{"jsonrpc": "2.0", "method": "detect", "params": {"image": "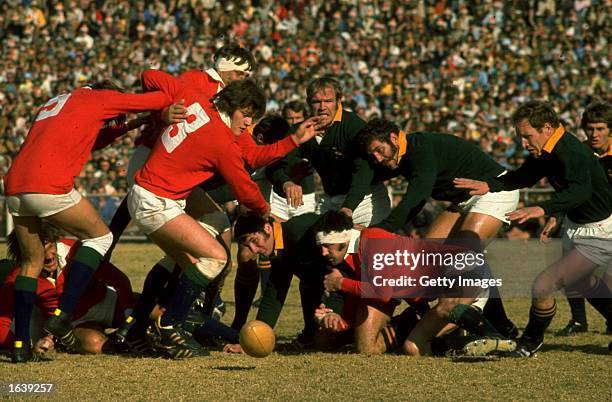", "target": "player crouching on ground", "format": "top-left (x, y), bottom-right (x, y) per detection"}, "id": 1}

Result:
top-left (0, 224), bottom-right (135, 361)
top-left (313, 212), bottom-right (516, 357)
